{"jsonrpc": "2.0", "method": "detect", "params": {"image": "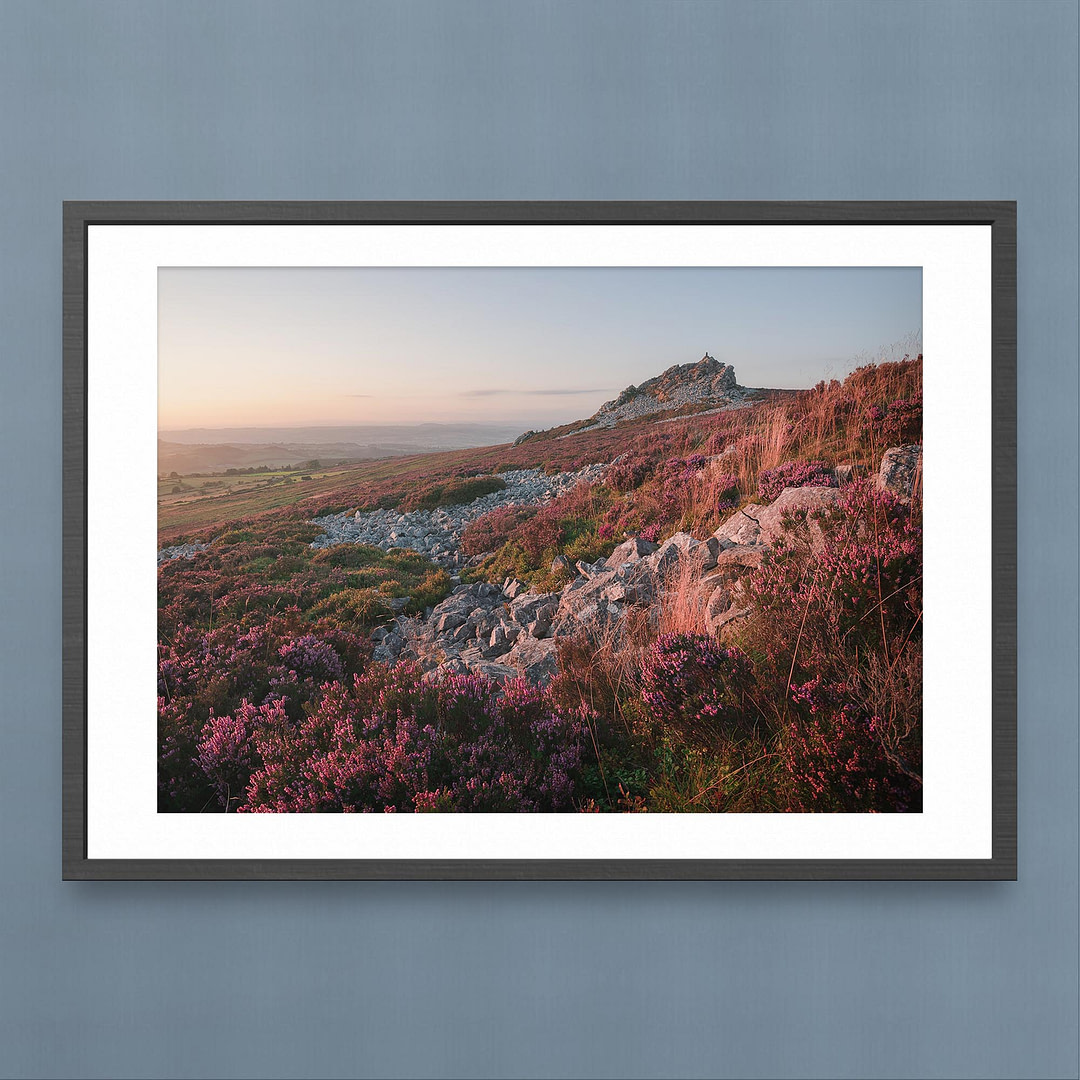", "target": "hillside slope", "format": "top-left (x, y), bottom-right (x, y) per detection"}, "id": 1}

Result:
top-left (157, 354), bottom-right (923, 815)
